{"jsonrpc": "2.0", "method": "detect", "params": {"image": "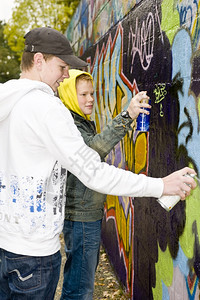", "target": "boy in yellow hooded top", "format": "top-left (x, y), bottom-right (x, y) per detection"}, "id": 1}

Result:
top-left (58, 69), bottom-right (178, 299)
top-left (58, 69), bottom-right (153, 299)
